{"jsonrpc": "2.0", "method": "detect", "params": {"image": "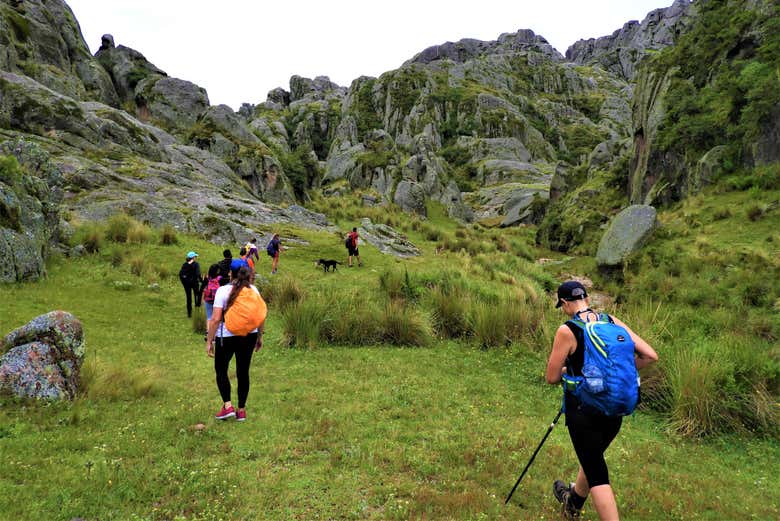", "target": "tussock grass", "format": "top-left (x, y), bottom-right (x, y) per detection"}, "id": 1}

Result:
top-left (281, 299), bottom-right (327, 348)
top-left (263, 275), bottom-right (304, 310)
top-left (379, 299), bottom-right (430, 346)
top-left (127, 222), bottom-right (152, 244)
top-left (191, 305), bottom-right (207, 334)
top-left (159, 224), bottom-right (178, 245)
top-left (80, 361), bottom-right (162, 401)
top-left (106, 213), bottom-right (135, 243)
top-left (74, 223), bottom-right (104, 253)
